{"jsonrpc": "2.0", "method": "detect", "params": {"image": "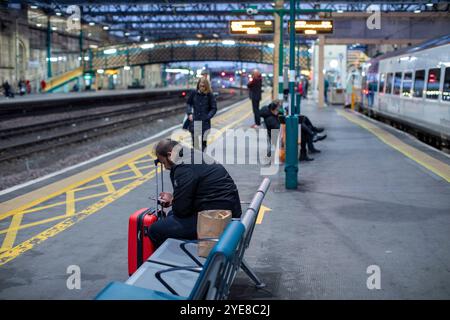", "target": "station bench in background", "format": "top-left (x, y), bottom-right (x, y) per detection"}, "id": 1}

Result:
top-left (95, 178), bottom-right (271, 300)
